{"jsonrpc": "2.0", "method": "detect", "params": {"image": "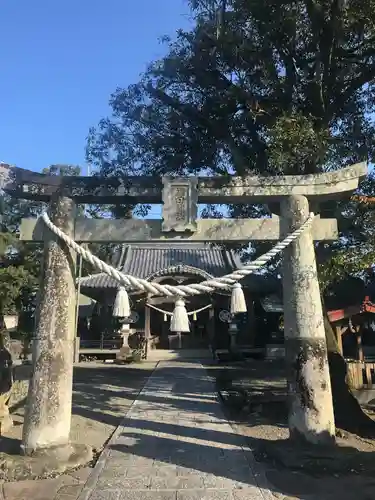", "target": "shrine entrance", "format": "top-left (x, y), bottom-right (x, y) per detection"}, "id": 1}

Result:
top-left (1, 161), bottom-right (367, 452)
top-left (148, 299), bottom-right (212, 349)
top-left (145, 289), bottom-right (236, 352)
top-left (78, 244), bottom-right (237, 353)
top-left (145, 272), bottom-right (215, 350)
